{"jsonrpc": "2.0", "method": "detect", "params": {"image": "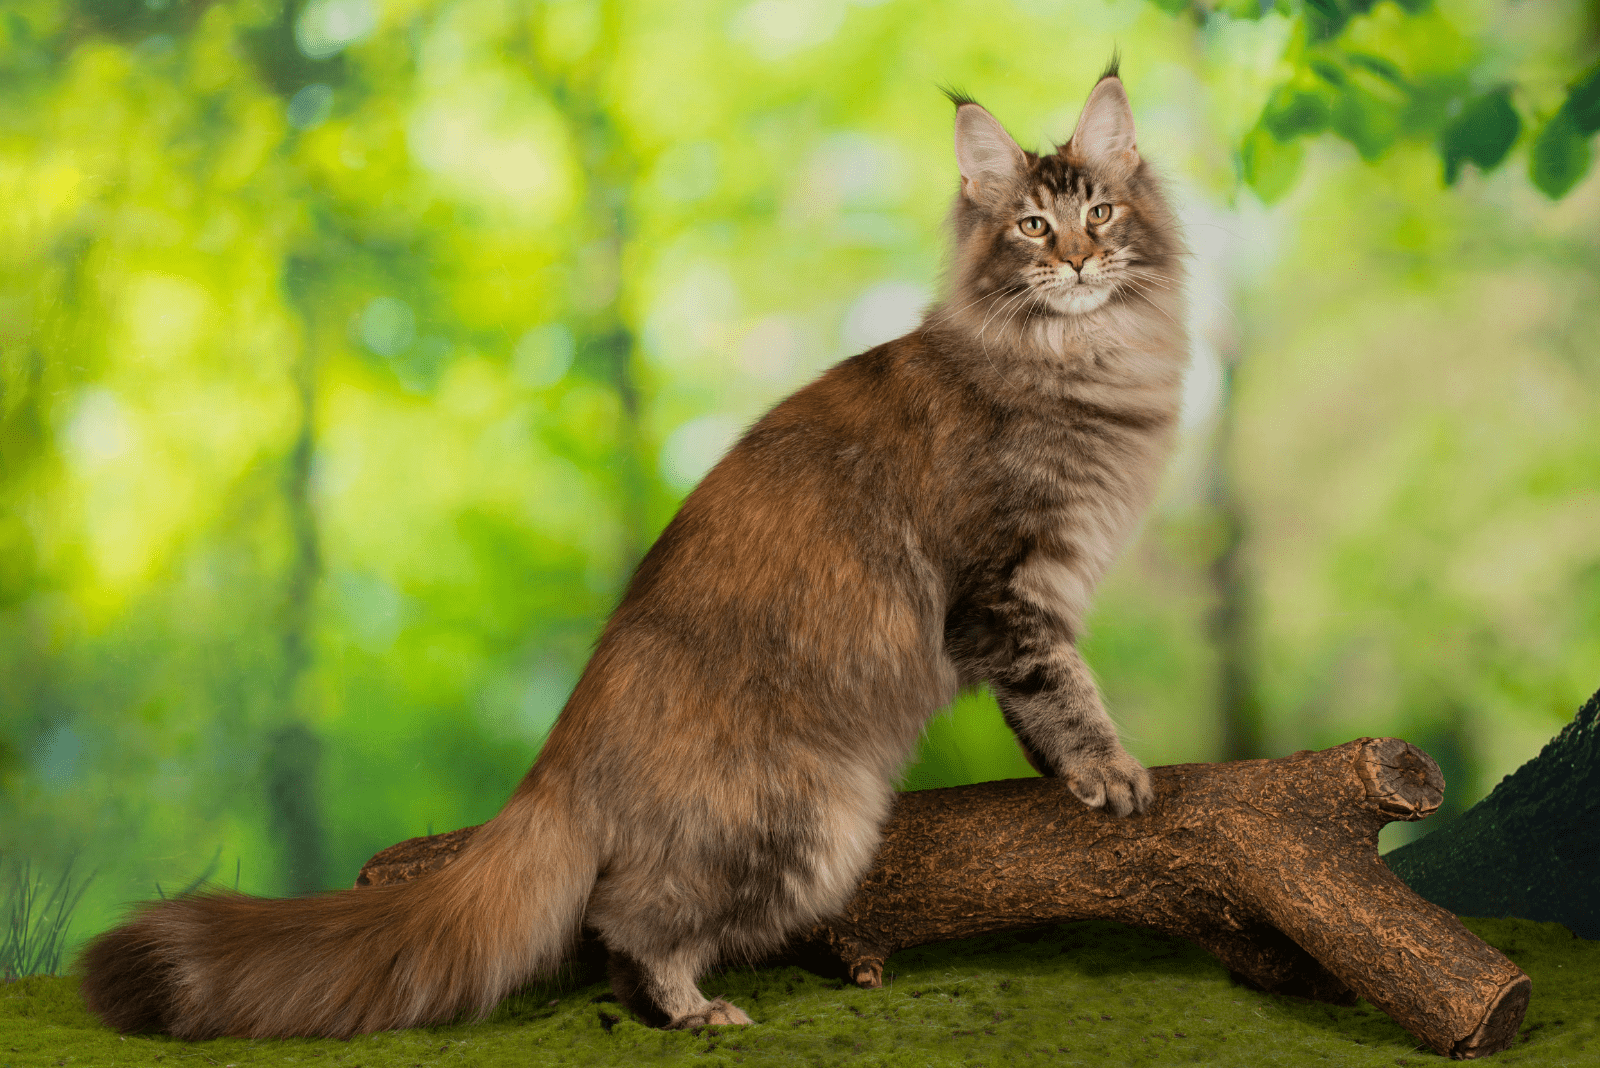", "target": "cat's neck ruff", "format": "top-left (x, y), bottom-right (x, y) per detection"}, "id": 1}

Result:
top-left (926, 288), bottom-right (1187, 375)
top-left (1026, 296), bottom-right (1187, 362)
